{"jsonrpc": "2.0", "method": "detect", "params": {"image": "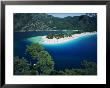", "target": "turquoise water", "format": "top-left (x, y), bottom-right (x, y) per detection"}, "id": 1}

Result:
top-left (41, 34), bottom-right (97, 70)
top-left (14, 32), bottom-right (97, 70)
